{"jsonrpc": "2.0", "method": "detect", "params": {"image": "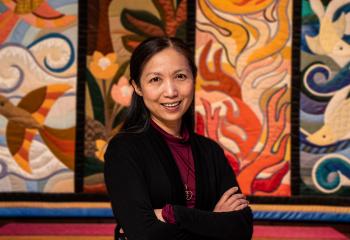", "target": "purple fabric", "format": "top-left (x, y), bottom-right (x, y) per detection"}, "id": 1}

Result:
top-left (151, 120), bottom-right (196, 223)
